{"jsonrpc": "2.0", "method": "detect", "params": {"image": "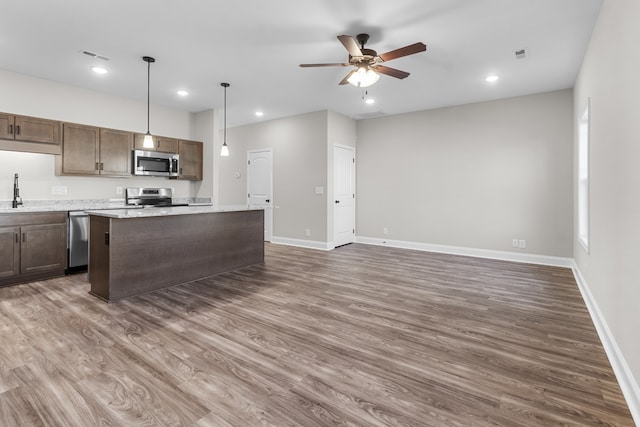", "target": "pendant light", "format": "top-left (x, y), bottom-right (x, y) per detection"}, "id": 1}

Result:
top-left (220, 82), bottom-right (230, 157)
top-left (142, 56), bottom-right (155, 149)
